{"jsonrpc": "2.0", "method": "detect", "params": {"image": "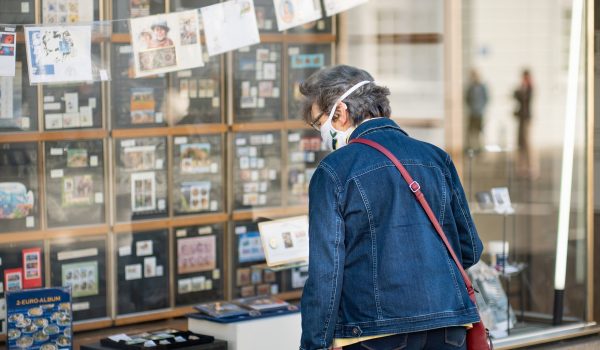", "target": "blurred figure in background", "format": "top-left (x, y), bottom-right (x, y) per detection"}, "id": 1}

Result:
top-left (513, 69), bottom-right (534, 177)
top-left (465, 69), bottom-right (488, 151)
